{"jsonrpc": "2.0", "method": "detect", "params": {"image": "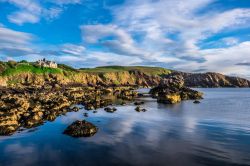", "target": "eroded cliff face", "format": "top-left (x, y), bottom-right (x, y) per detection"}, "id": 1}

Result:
top-left (1, 70), bottom-right (250, 88)
top-left (0, 71), bottom-right (162, 87)
top-left (167, 72), bottom-right (250, 87)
